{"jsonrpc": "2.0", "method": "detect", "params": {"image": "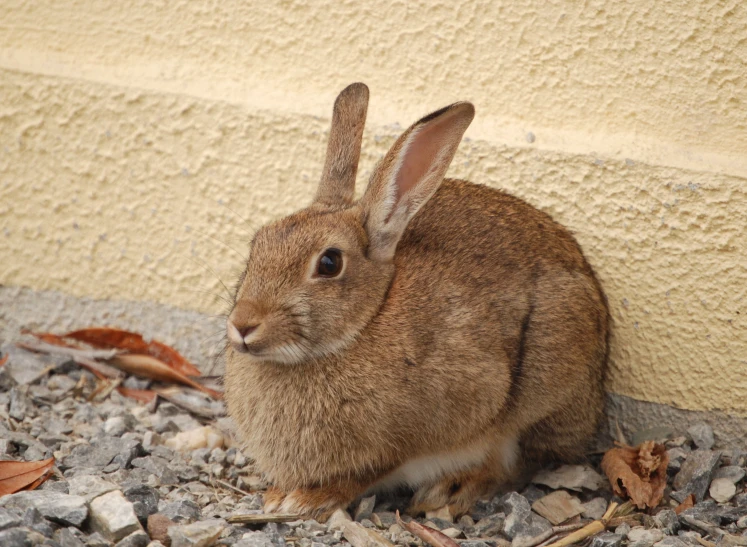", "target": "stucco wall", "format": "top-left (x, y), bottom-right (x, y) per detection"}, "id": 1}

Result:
top-left (1, 1), bottom-right (745, 418)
